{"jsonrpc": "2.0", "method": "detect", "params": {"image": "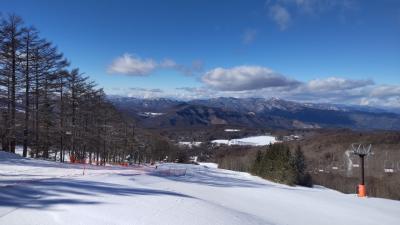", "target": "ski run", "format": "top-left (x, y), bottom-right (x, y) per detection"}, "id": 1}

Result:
top-left (0, 151), bottom-right (399, 225)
